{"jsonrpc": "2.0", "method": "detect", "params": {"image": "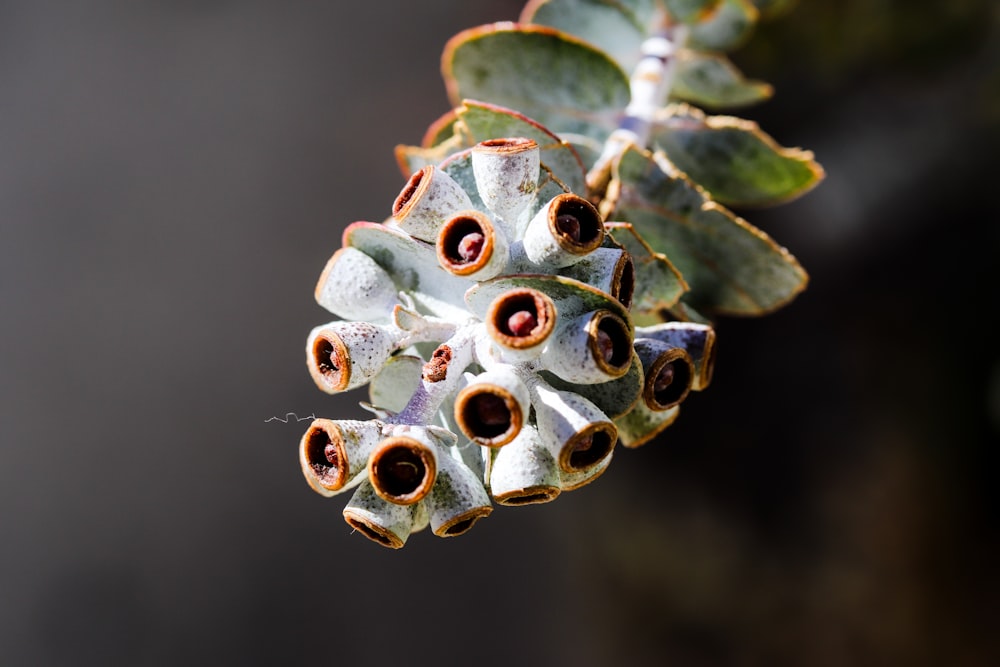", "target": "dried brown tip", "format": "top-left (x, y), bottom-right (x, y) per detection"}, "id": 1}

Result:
top-left (436, 211), bottom-right (495, 276)
top-left (392, 165), bottom-right (432, 220)
top-left (612, 251), bottom-right (635, 309)
top-left (422, 345), bottom-right (452, 383)
top-left (307, 332), bottom-right (350, 392)
top-left (473, 137), bottom-right (537, 155)
top-left (588, 311), bottom-right (632, 377)
top-left (299, 420), bottom-right (348, 494)
top-left (548, 194), bottom-right (604, 254)
top-left (699, 329), bottom-right (717, 390)
top-left (342, 511), bottom-right (405, 549)
top-left (494, 485), bottom-right (561, 506)
top-left (368, 437), bottom-right (436, 505)
top-left (486, 288), bottom-right (556, 350)
top-left (644, 350), bottom-right (694, 410)
top-left (561, 422), bottom-right (617, 473)
top-left (434, 506), bottom-right (493, 537)
top-left (455, 385), bottom-right (524, 447)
